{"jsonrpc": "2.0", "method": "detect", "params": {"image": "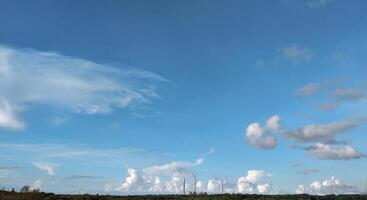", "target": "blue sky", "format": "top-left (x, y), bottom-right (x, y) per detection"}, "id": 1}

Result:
top-left (0, 0), bottom-right (367, 195)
